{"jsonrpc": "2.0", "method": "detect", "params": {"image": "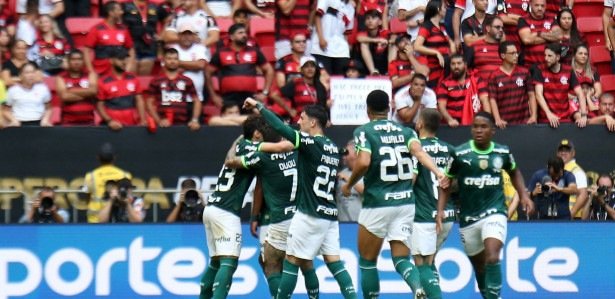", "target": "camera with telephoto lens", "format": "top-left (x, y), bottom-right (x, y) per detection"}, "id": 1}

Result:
top-left (181, 190), bottom-right (202, 222)
top-left (597, 186), bottom-right (609, 196)
top-left (37, 197), bottom-right (55, 223)
top-left (541, 184), bottom-right (551, 193)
